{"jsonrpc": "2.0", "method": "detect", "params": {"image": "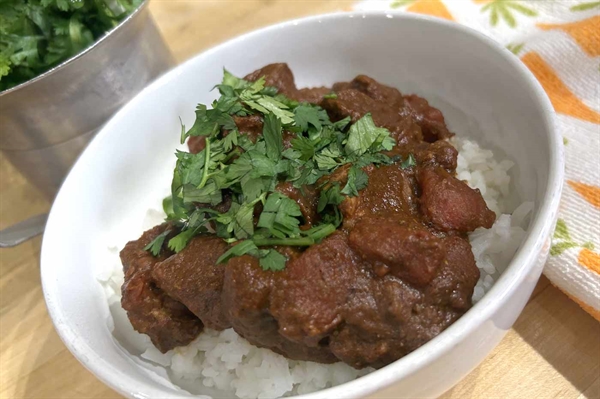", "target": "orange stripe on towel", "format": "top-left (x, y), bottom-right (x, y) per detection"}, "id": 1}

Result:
top-left (538, 16), bottom-right (600, 57)
top-left (521, 52), bottom-right (600, 124)
top-left (407, 0), bottom-right (454, 21)
top-left (579, 248), bottom-right (600, 275)
top-left (568, 180), bottom-right (600, 209)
